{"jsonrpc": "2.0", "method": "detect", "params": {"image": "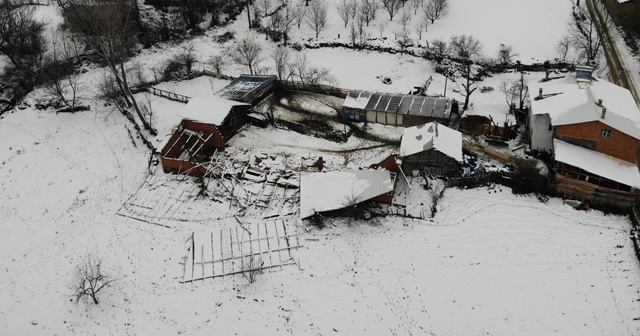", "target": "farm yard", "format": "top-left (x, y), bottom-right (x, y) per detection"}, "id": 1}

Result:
top-left (2, 0), bottom-right (640, 335)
